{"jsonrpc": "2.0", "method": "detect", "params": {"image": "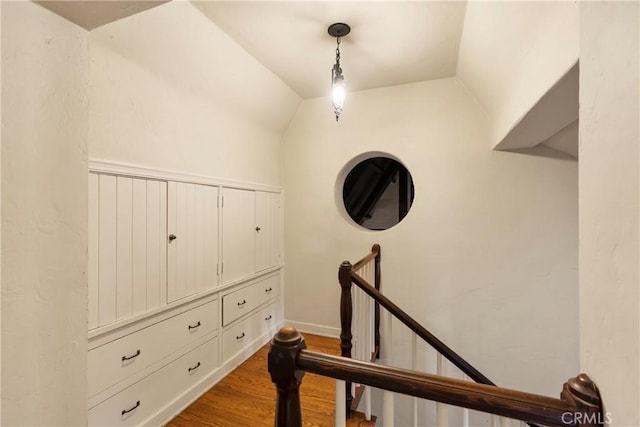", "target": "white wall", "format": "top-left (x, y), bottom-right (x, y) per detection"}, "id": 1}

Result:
top-left (579, 2), bottom-right (640, 425)
top-left (457, 1), bottom-right (579, 149)
top-left (88, 1), bottom-right (300, 186)
top-left (1, 2), bottom-right (89, 425)
top-left (0, 1), bottom-right (3, 419)
top-left (283, 78), bottom-right (578, 403)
